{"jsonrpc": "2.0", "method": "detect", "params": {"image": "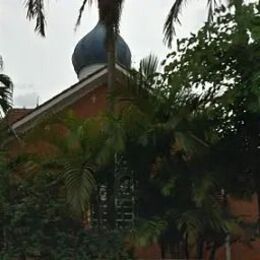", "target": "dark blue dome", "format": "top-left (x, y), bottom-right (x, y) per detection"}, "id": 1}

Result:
top-left (72, 21), bottom-right (131, 76)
